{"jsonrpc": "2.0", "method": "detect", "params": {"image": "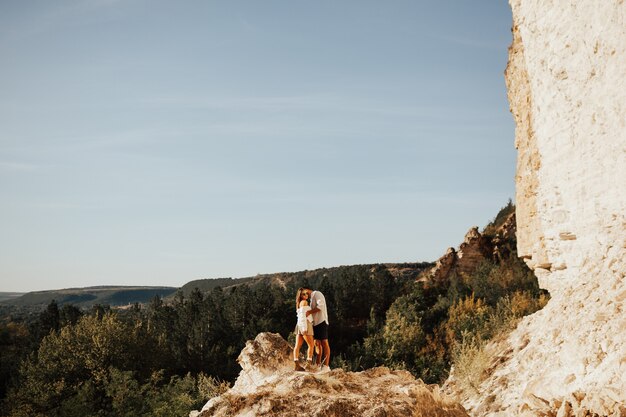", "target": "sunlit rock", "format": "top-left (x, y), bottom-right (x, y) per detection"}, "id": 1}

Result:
top-left (192, 332), bottom-right (469, 417)
top-left (448, 1), bottom-right (626, 416)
